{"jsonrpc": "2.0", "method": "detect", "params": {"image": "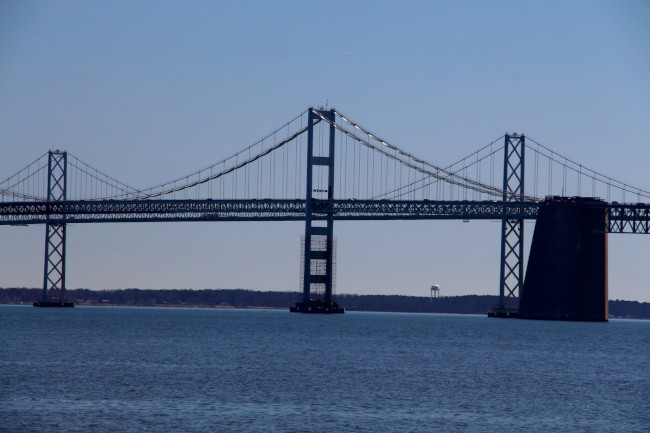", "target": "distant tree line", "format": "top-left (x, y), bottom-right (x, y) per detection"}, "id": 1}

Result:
top-left (0, 287), bottom-right (297, 308)
top-left (608, 300), bottom-right (650, 320)
top-left (1, 287), bottom-right (649, 319)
